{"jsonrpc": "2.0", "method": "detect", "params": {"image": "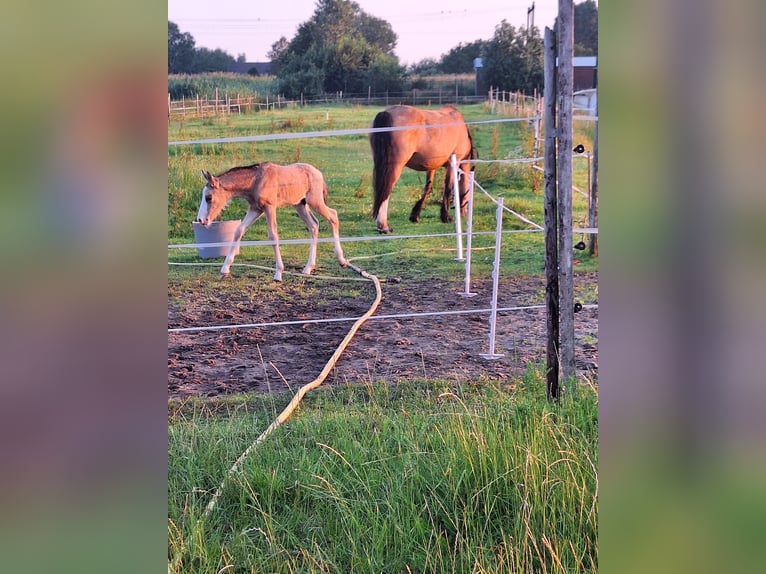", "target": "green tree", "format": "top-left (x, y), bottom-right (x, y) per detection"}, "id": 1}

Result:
top-left (440, 40), bottom-right (487, 74)
top-left (168, 21), bottom-right (195, 74)
top-left (408, 58), bottom-right (440, 76)
top-left (267, 37), bottom-right (290, 75)
top-left (275, 0), bottom-right (404, 98)
top-left (481, 22), bottom-right (543, 94)
top-left (554, 0), bottom-right (598, 56)
top-left (365, 54), bottom-right (405, 93)
top-left (192, 47), bottom-right (236, 73)
top-left (574, 0), bottom-right (598, 55)
top-left (357, 12), bottom-right (397, 55)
